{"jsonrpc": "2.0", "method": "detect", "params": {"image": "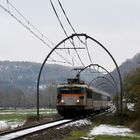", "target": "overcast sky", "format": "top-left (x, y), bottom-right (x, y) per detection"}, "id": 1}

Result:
top-left (0, 0), bottom-right (140, 71)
